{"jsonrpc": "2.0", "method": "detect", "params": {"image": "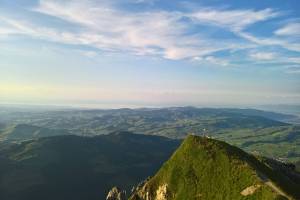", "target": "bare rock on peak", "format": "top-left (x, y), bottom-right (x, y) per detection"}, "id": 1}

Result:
top-left (106, 187), bottom-right (126, 200)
